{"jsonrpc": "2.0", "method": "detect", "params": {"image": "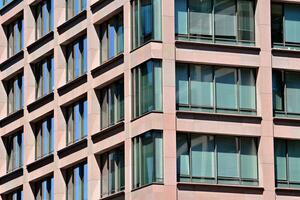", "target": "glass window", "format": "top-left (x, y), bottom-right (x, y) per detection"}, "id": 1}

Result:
top-left (35, 0), bottom-right (54, 39)
top-left (34, 55), bottom-right (54, 99)
top-left (133, 131), bottom-right (163, 188)
top-left (5, 188), bottom-right (23, 200)
top-left (272, 70), bottom-right (300, 118)
top-left (175, 0), bottom-right (255, 45)
top-left (66, 0), bottom-right (86, 20)
top-left (176, 63), bottom-right (256, 114)
top-left (6, 132), bottom-right (24, 173)
top-left (0, 0), bottom-right (13, 8)
top-left (100, 13), bottom-right (124, 64)
top-left (6, 73), bottom-right (24, 115)
top-left (66, 162), bottom-right (88, 200)
top-left (275, 139), bottom-right (300, 188)
top-left (100, 79), bottom-right (124, 129)
top-left (272, 3), bottom-right (300, 50)
top-left (131, 0), bottom-right (161, 49)
top-left (66, 98), bottom-right (87, 145)
top-left (100, 146), bottom-right (124, 197)
top-left (6, 16), bottom-right (24, 58)
top-left (34, 176), bottom-right (54, 200)
top-left (35, 115), bottom-right (54, 160)
top-left (132, 60), bottom-right (162, 118)
top-left (177, 133), bottom-right (258, 186)
top-left (66, 36), bottom-right (87, 82)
